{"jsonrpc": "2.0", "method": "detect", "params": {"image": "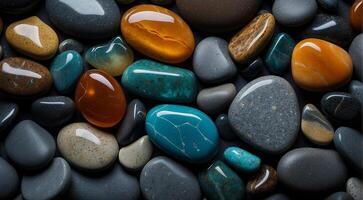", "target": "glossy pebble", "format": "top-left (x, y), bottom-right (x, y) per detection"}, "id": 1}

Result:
top-left (273, 0), bottom-right (317, 27)
top-left (247, 165), bottom-right (278, 196)
top-left (0, 102), bottom-right (18, 134)
top-left (58, 39), bottom-right (84, 53)
top-left (224, 147), bottom-right (261, 173)
top-left (240, 57), bottom-right (265, 80)
top-left (350, 0), bottom-right (363, 32)
top-left (346, 177), bottom-right (363, 200)
top-left (321, 92), bottom-right (361, 122)
top-left (0, 158), bottom-right (19, 199)
top-left (349, 34), bottom-right (363, 81)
